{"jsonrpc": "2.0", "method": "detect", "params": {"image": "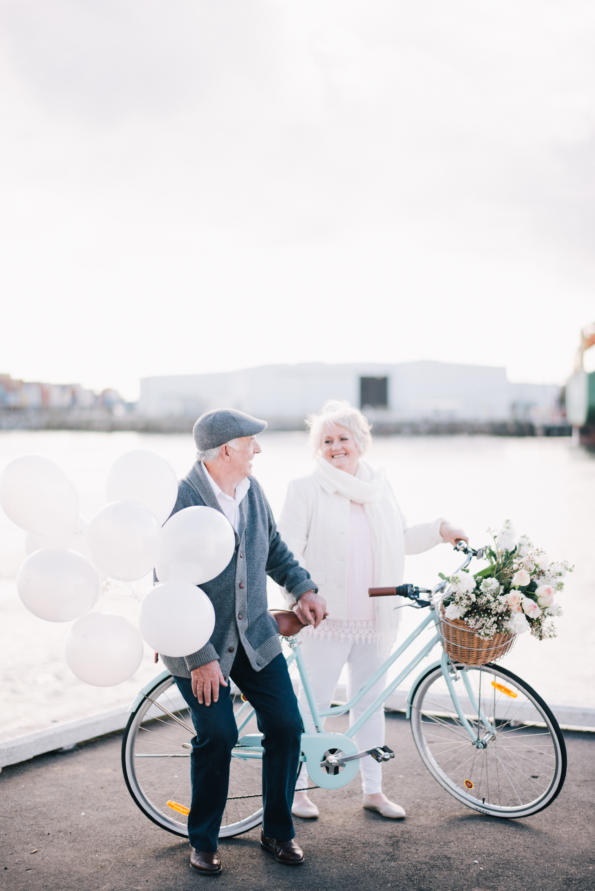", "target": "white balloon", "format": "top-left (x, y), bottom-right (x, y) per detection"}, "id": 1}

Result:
top-left (65, 613), bottom-right (144, 686)
top-left (156, 506), bottom-right (235, 585)
top-left (106, 450), bottom-right (178, 524)
top-left (86, 500), bottom-right (160, 581)
top-left (0, 455), bottom-right (79, 536)
top-left (17, 547), bottom-right (100, 622)
top-left (139, 582), bottom-right (215, 657)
